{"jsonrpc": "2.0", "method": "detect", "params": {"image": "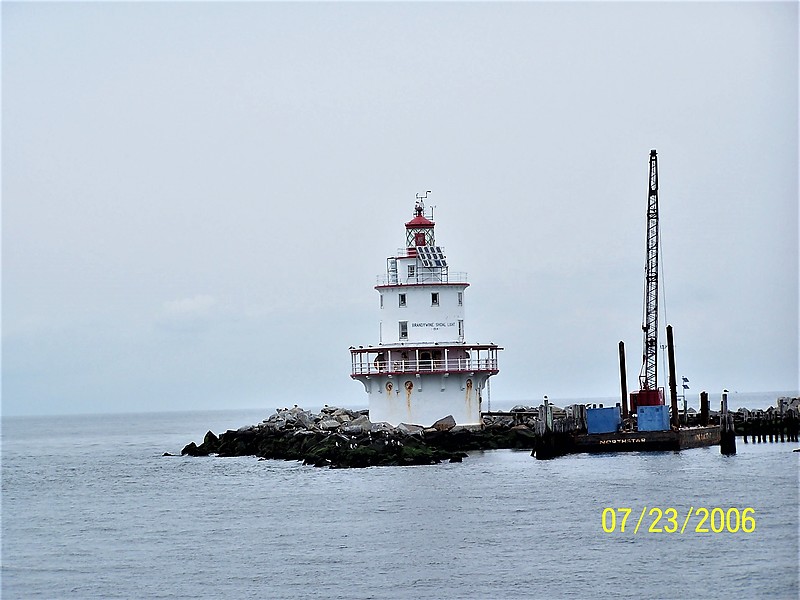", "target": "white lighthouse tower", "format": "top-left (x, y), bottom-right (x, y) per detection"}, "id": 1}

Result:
top-left (350, 194), bottom-right (501, 427)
